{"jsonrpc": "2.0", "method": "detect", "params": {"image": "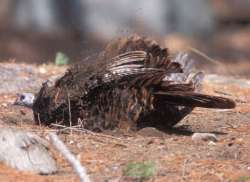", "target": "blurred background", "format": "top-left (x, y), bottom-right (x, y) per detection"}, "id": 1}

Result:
top-left (0, 0), bottom-right (250, 76)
